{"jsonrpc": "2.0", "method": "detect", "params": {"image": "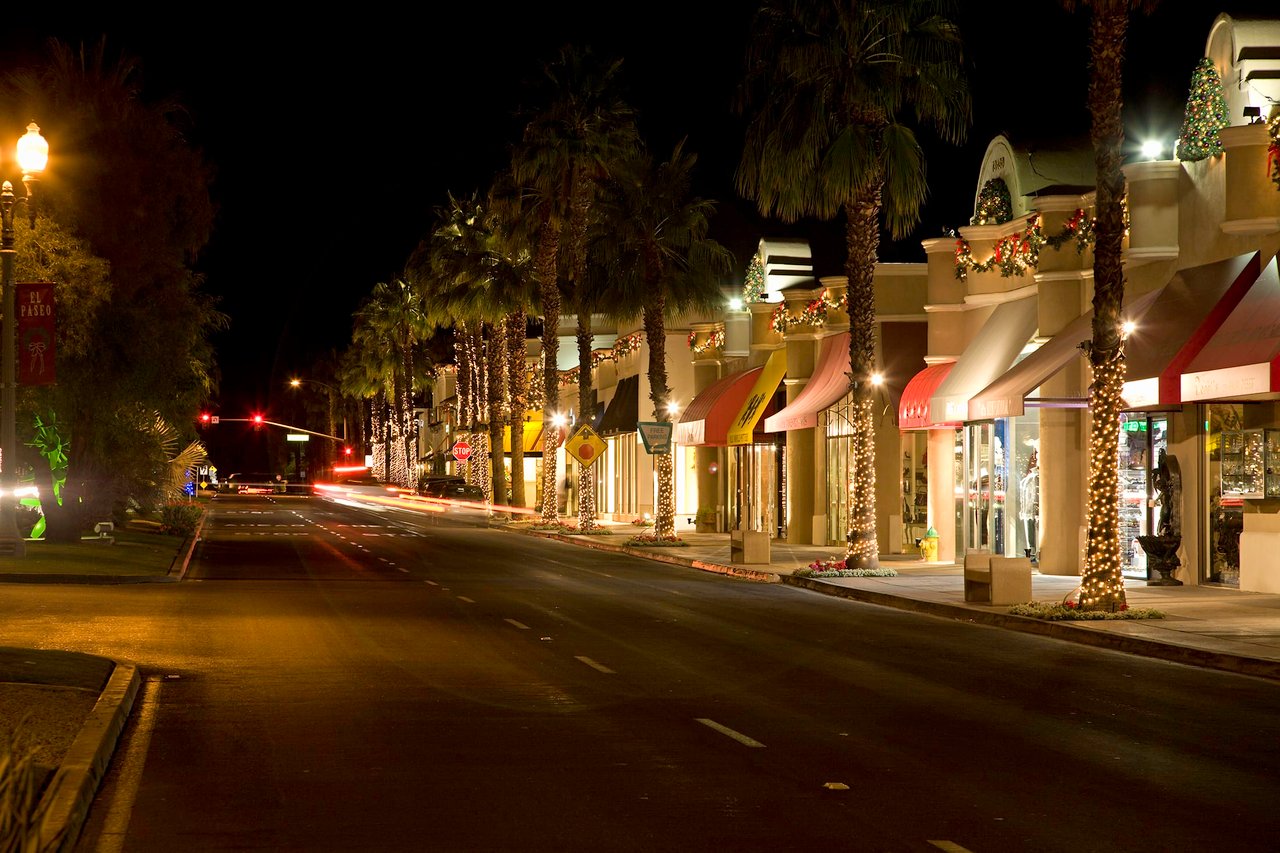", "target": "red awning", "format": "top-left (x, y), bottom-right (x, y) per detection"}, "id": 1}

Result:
top-left (676, 366), bottom-right (763, 446)
top-left (1181, 256), bottom-right (1280, 400)
top-left (1122, 252), bottom-right (1262, 408)
top-left (899, 362), bottom-right (957, 430)
top-left (764, 332), bottom-right (850, 433)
